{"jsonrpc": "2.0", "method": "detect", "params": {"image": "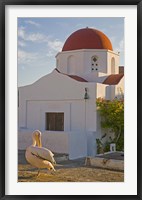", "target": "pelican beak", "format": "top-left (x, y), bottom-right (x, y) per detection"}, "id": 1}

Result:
top-left (37, 134), bottom-right (42, 147)
top-left (32, 135), bottom-right (36, 146)
top-left (36, 134), bottom-right (42, 147)
top-left (32, 130), bottom-right (42, 147)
